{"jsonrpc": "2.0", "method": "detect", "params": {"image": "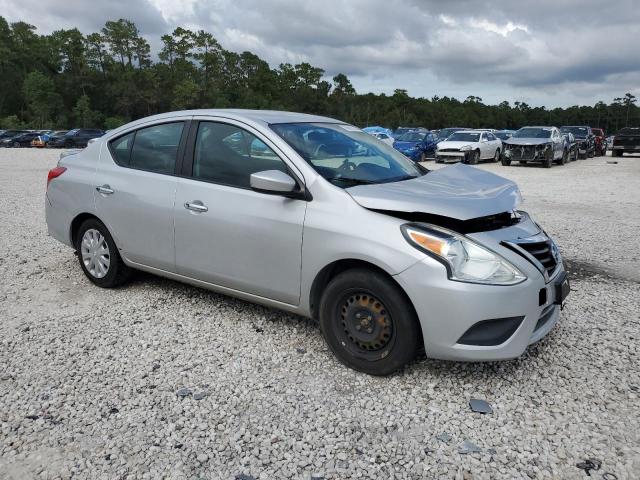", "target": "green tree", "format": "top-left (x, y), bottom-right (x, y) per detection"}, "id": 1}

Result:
top-left (22, 71), bottom-right (62, 127)
top-left (73, 94), bottom-right (100, 127)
